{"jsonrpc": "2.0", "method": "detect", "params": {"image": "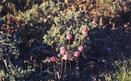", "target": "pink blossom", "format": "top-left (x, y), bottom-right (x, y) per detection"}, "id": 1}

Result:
top-left (66, 34), bottom-right (72, 40)
top-left (82, 28), bottom-right (88, 35)
top-left (60, 46), bottom-right (66, 51)
top-left (50, 56), bottom-right (56, 62)
top-left (60, 50), bottom-right (66, 55)
top-left (78, 45), bottom-right (84, 51)
top-left (63, 54), bottom-right (69, 60)
top-left (74, 51), bottom-right (80, 57)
